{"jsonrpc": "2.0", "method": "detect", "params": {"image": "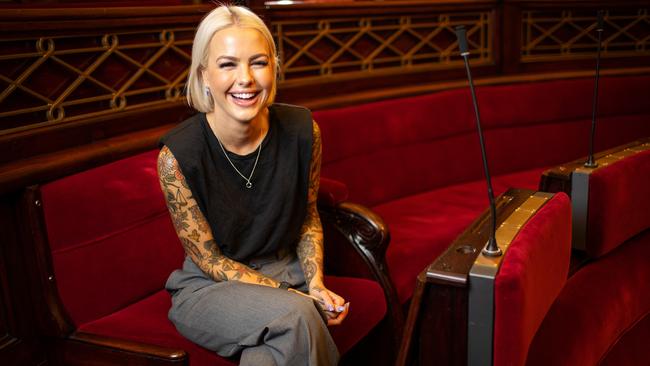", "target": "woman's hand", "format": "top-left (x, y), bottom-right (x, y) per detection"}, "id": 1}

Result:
top-left (309, 286), bottom-right (349, 326)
